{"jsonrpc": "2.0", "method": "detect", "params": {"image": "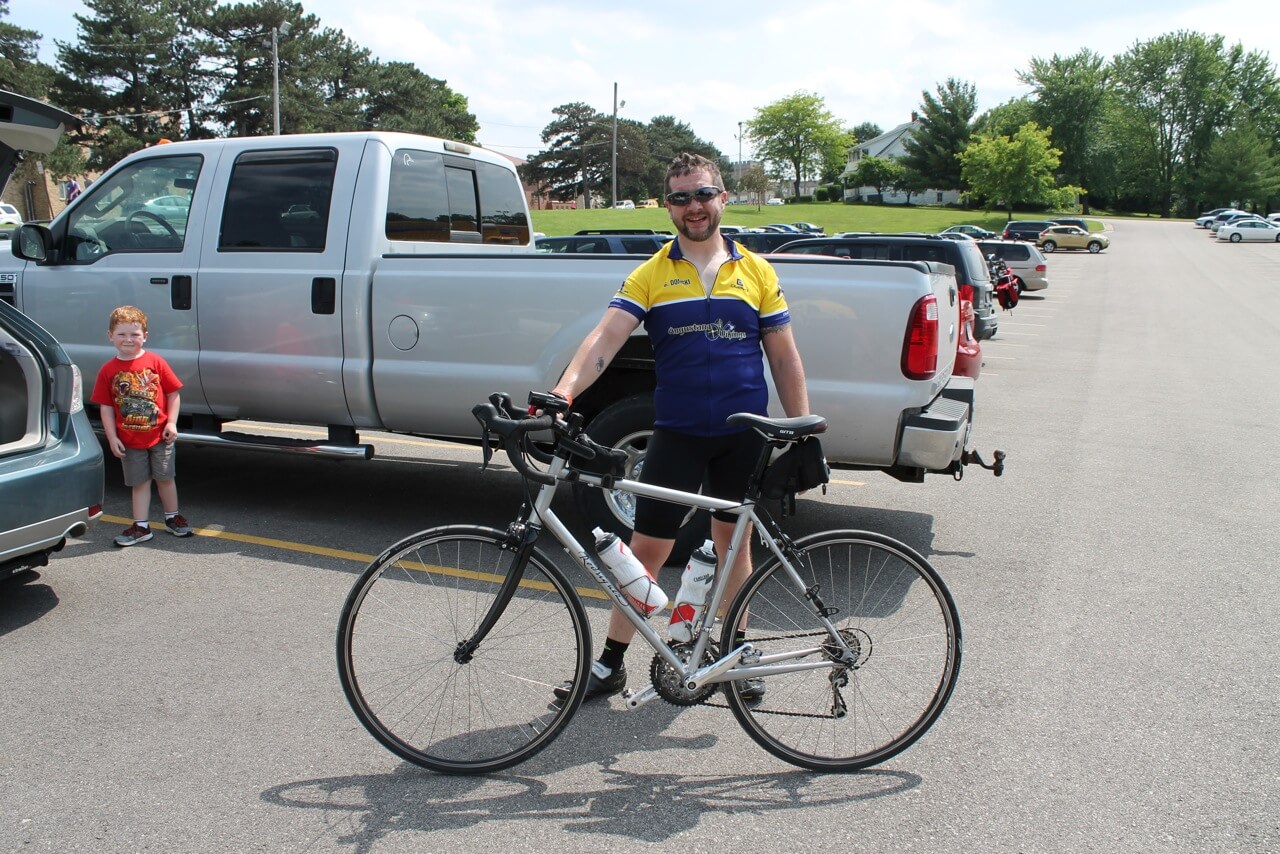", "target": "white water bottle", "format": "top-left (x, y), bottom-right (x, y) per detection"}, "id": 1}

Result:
top-left (668, 539), bottom-right (717, 643)
top-left (592, 527), bottom-right (668, 617)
